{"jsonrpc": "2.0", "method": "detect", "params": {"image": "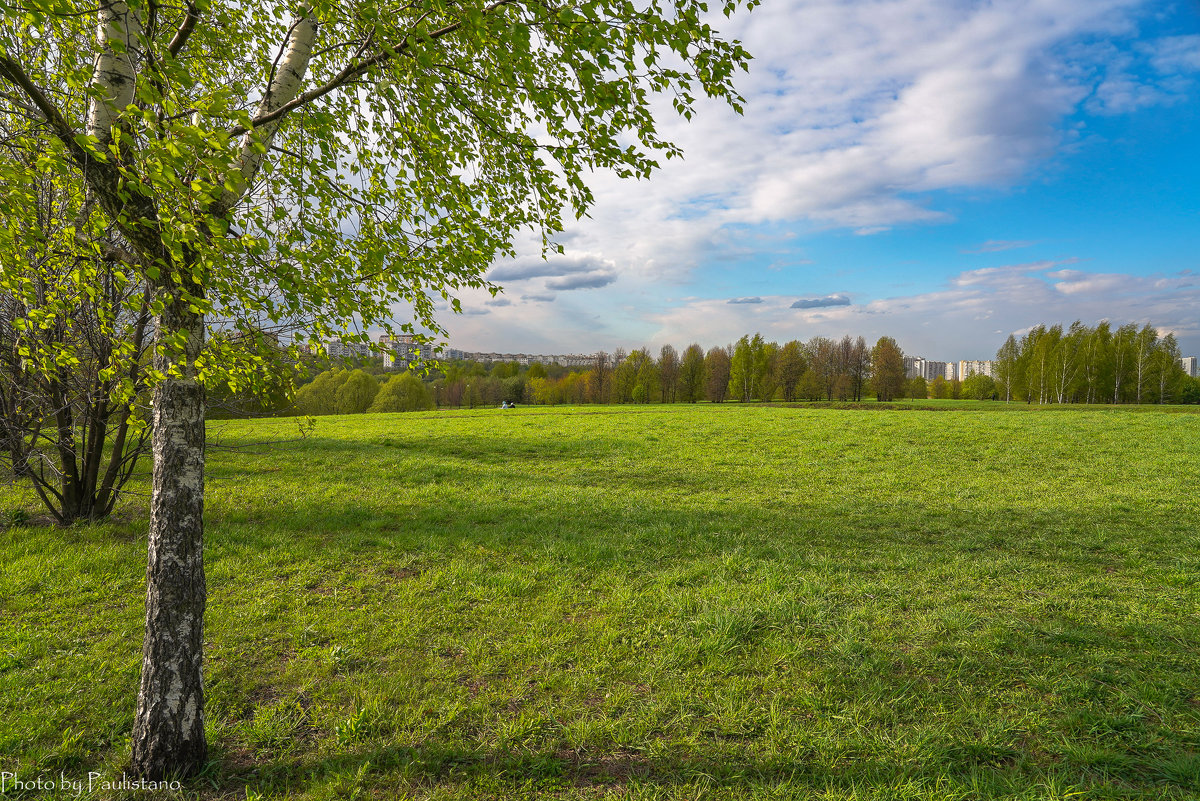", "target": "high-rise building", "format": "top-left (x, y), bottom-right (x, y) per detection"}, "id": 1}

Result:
top-left (379, 334), bottom-right (435, 370)
top-left (904, 357), bottom-right (949, 382)
top-left (325, 340), bottom-right (371, 359)
top-left (958, 360), bottom-right (995, 379)
top-left (1181, 356), bottom-right (1198, 378)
